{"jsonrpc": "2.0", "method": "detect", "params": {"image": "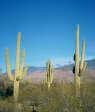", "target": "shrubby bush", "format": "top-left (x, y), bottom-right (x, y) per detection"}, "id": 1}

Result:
top-left (0, 79), bottom-right (95, 112)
